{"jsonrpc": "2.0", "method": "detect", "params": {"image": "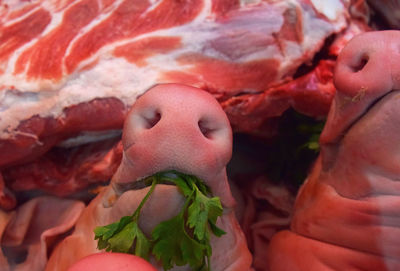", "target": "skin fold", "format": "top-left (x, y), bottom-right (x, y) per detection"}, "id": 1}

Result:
top-left (267, 31), bottom-right (400, 271)
top-left (46, 84), bottom-right (252, 271)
